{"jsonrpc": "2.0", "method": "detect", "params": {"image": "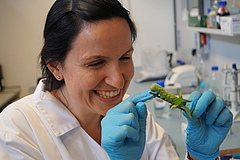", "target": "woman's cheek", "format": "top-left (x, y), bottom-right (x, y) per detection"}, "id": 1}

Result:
top-left (125, 63), bottom-right (134, 80)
